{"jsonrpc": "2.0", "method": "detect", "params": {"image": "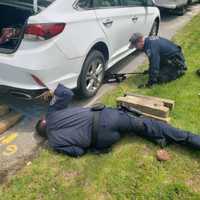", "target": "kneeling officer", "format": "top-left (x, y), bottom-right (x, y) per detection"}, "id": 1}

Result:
top-left (36, 84), bottom-right (200, 157)
top-left (129, 33), bottom-right (187, 87)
